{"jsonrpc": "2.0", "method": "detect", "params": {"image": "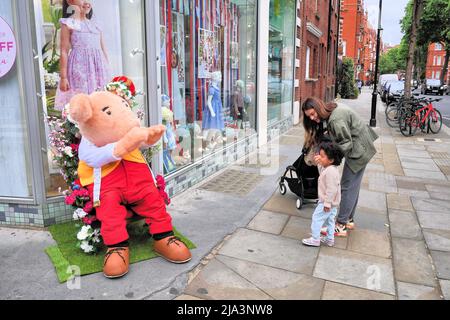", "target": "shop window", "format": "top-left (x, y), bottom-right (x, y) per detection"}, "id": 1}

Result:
top-left (305, 46), bottom-right (311, 79)
top-left (158, 0), bottom-right (258, 175)
top-left (268, 0), bottom-right (296, 124)
top-left (34, 0), bottom-right (147, 196)
top-left (0, 1), bottom-right (33, 198)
